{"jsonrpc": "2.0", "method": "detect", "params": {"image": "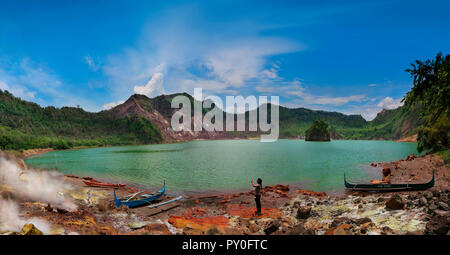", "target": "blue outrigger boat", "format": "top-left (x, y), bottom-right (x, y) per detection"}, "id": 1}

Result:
top-left (114, 181), bottom-right (166, 208)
